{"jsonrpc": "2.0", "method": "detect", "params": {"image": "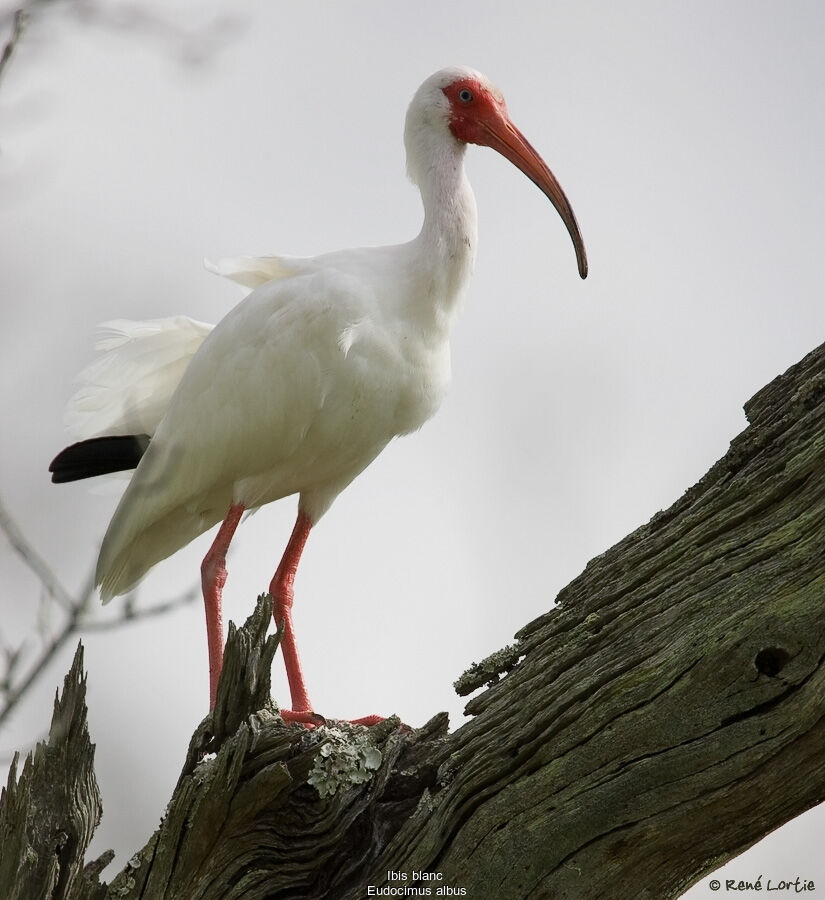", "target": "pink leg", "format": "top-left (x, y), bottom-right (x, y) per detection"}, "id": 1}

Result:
top-left (201, 503), bottom-right (245, 709)
top-left (269, 510), bottom-right (386, 728)
top-left (269, 510), bottom-right (315, 718)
